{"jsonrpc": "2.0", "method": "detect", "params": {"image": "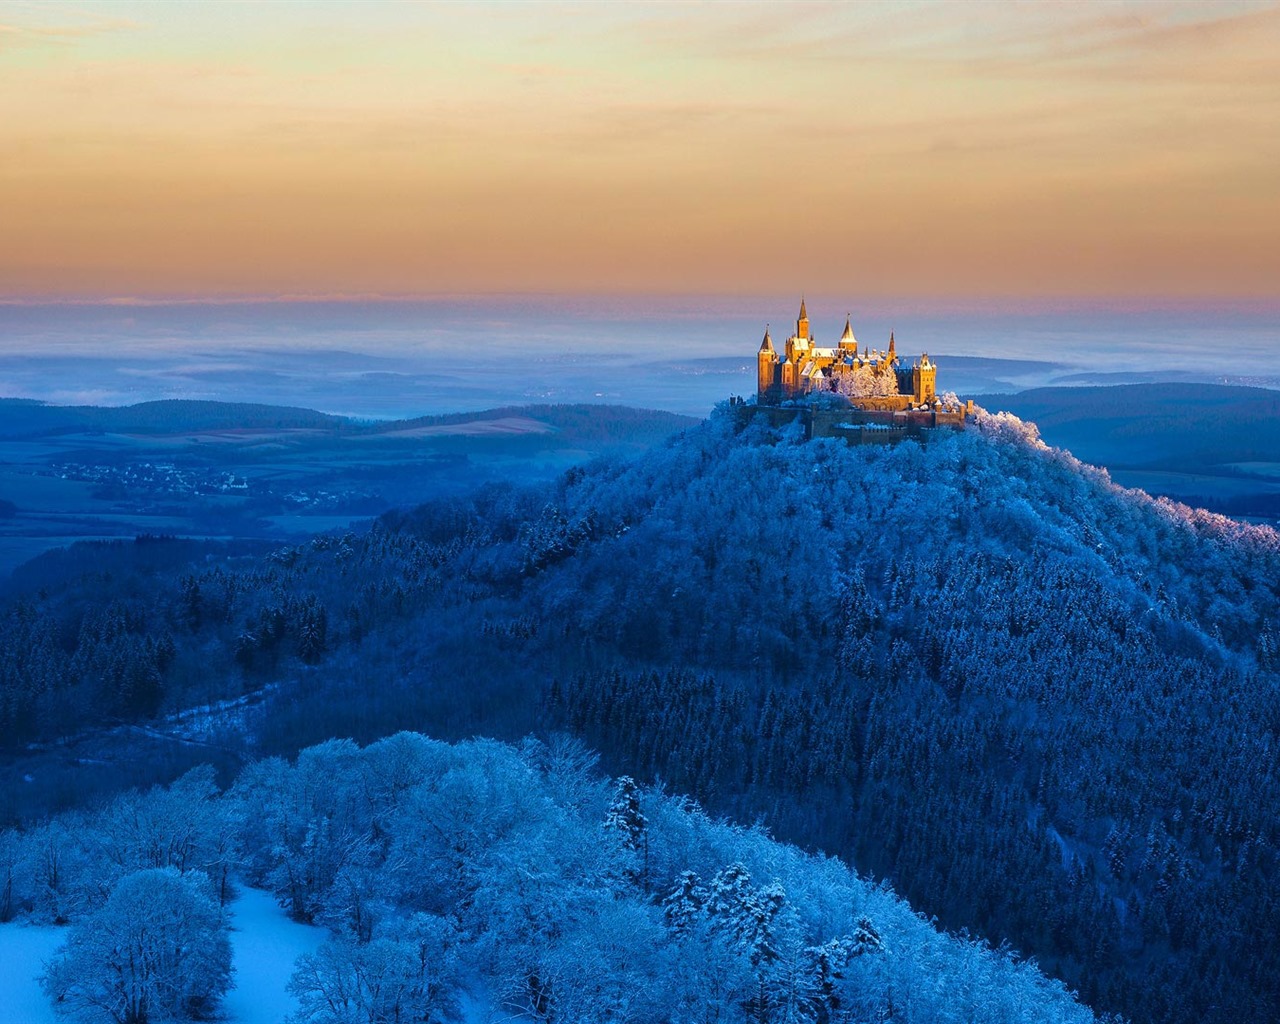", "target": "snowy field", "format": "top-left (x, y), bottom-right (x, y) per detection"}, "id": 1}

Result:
top-left (221, 886), bottom-right (326, 1024)
top-left (0, 887), bottom-right (323, 1024)
top-left (0, 919), bottom-right (63, 1024)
